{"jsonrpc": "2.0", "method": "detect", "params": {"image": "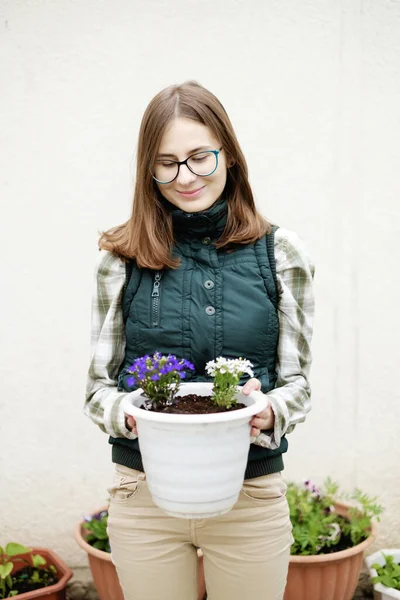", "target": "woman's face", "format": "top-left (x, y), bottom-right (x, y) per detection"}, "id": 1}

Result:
top-left (154, 117), bottom-right (228, 213)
